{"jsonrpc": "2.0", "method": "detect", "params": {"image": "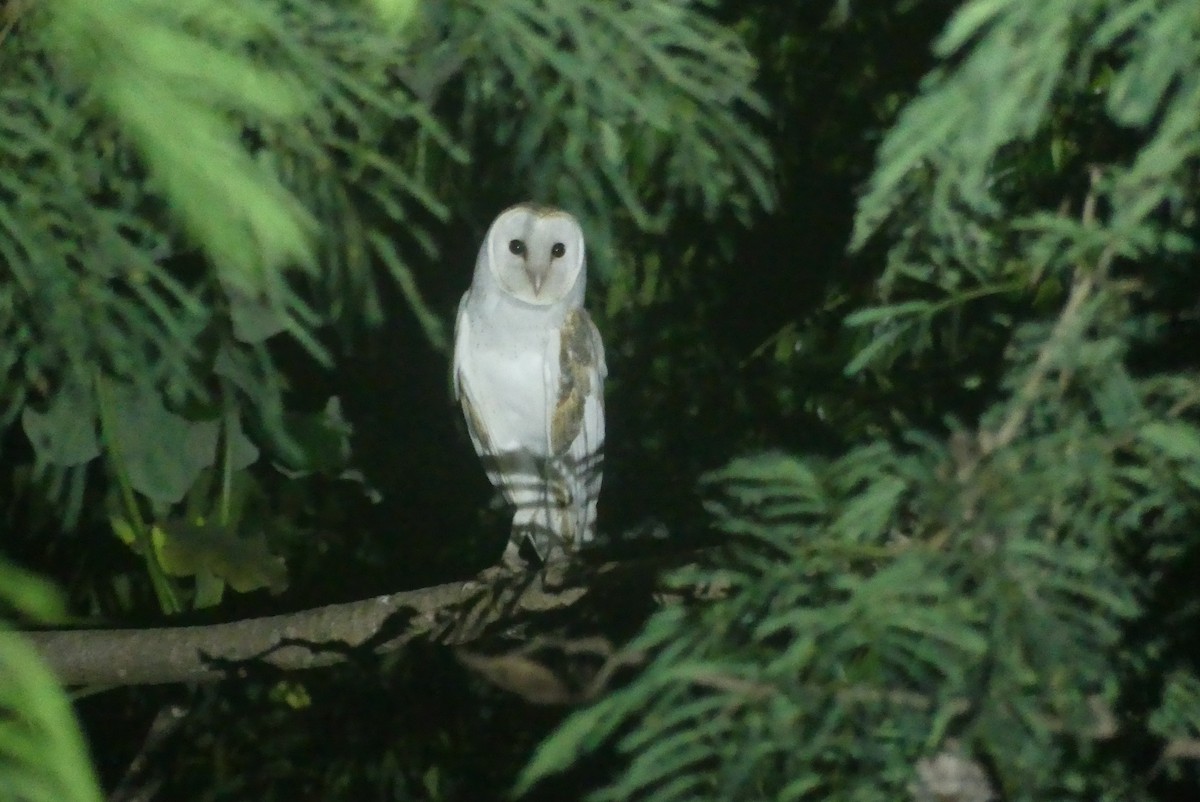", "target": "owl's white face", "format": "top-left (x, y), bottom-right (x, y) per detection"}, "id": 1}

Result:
top-left (483, 204), bottom-right (585, 306)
